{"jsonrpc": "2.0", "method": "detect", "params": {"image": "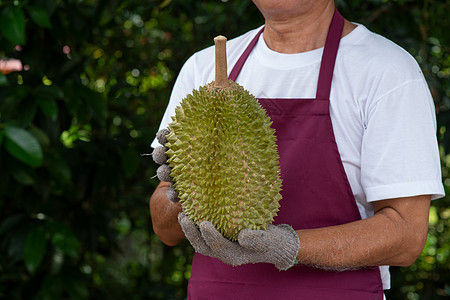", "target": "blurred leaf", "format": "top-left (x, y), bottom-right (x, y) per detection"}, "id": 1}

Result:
top-left (6, 223), bottom-right (29, 264)
top-left (16, 103), bottom-right (38, 128)
top-left (445, 285), bottom-right (450, 296)
top-left (26, 5), bottom-right (52, 28)
top-left (0, 86), bottom-right (35, 126)
top-left (36, 0), bottom-right (59, 16)
top-left (81, 87), bottom-right (108, 125)
top-left (62, 80), bottom-right (82, 114)
top-left (39, 274), bottom-right (63, 299)
top-left (0, 73), bottom-right (8, 86)
top-left (36, 85), bottom-right (64, 100)
top-left (0, 214), bottom-right (26, 237)
top-left (45, 153), bottom-right (72, 185)
top-left (10, 166), bottom-right (35, 186)
top-left (98, 0), bottom-right (121, 26)
top-left (65, 275), bottom-right (89, 300)
top-left (37, 98), bottom-right (58, 121)
top-left (29, 126), bottom-right (51, 148)
top-left (49, 224), bottom-right (80, 258)
top-left (24, 227), bottom-right (47, 274)
top-left (121, 146), bottom-right (140, 178)
top-left (0, 86), bottom-right (30, 114)
top-left (0, 6), bottom-right (26, 45)
top-left (4, 126), bottom-right (43, 167)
